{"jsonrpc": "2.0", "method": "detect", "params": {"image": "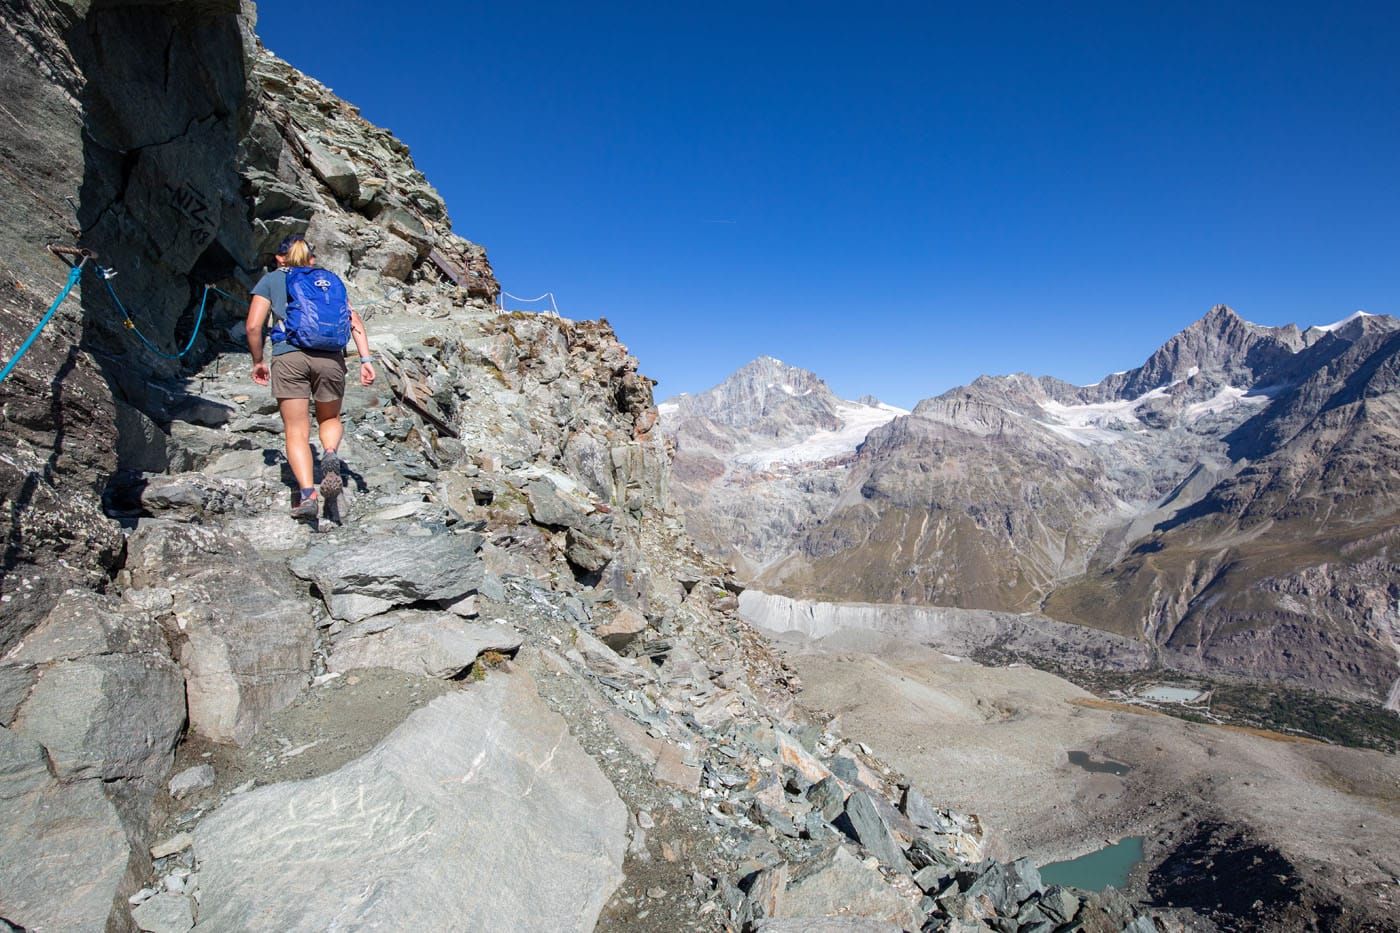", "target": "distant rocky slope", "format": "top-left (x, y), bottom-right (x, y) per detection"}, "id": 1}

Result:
top-left (0, 3), bottom-right (1159, 931)
top-left (660, 356), bottom-right (904, 575)
top-left (672, 310), bottom-right (1399, 706)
